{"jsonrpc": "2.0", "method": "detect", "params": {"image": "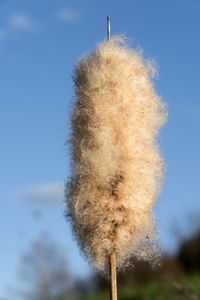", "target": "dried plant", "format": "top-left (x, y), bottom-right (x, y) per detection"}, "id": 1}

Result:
top-left (65, 35), bottom-right (167, 274)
